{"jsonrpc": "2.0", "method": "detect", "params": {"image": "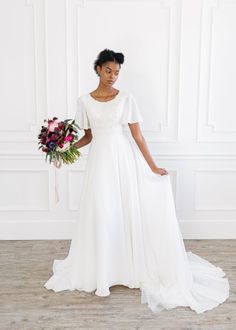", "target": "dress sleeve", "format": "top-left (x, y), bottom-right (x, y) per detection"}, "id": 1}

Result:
top-left (121, 92), bottom-right (144, 125)
top-left (74, 97), bottom-right (91, 129)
